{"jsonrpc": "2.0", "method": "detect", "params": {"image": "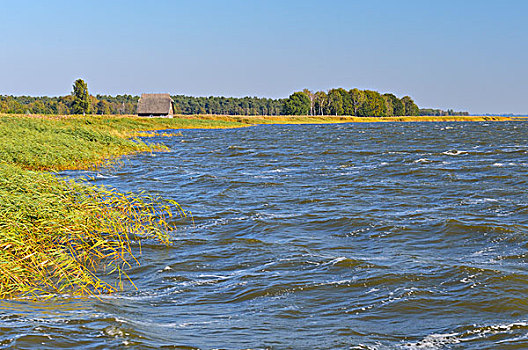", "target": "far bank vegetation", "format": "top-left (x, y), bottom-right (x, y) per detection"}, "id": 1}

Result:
top-left (0, 80), bottom-right (468, 117)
